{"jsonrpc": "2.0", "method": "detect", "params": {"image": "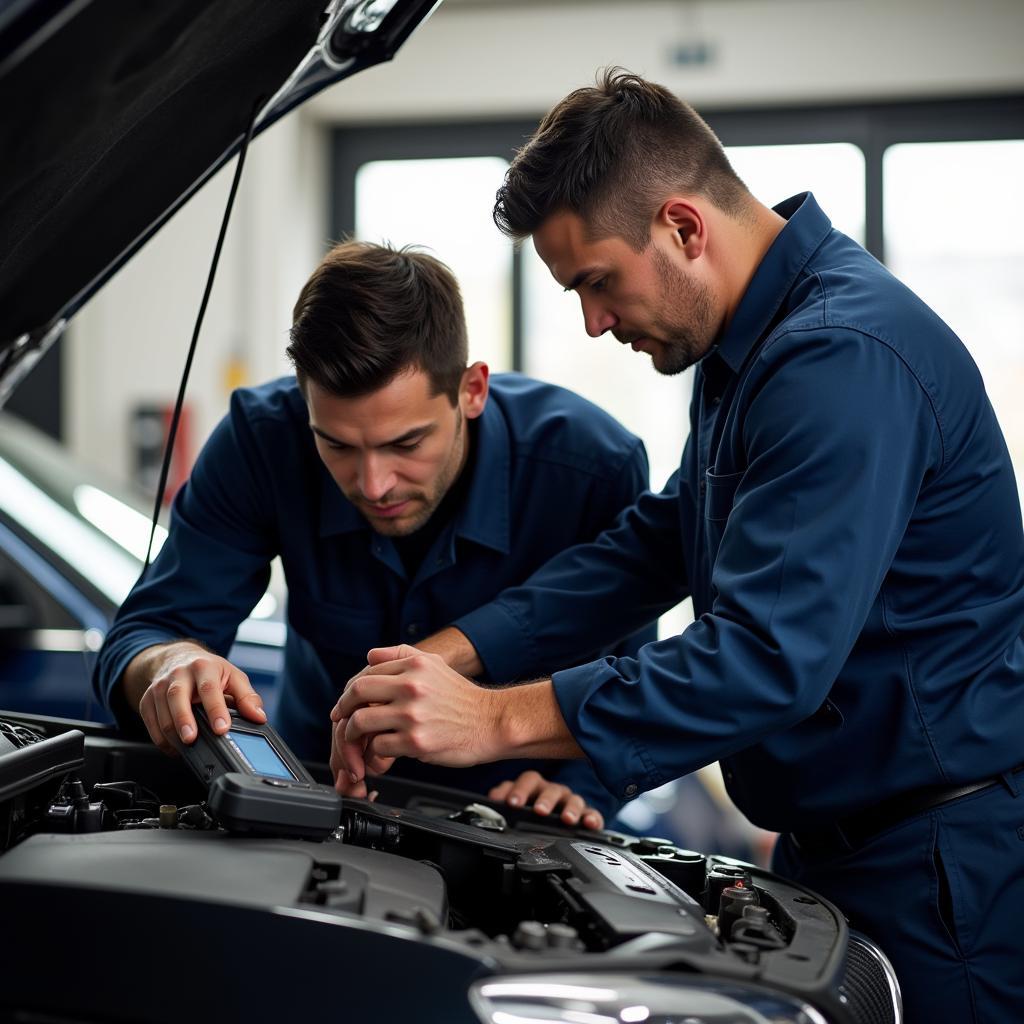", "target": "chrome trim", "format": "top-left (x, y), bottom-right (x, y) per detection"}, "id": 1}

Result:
top-left (342, 0), bottom-right (403, 37)
top-left (255, 0), bottom-right (356, 129)
top-left (470, 972), bottom-right (829, 1024)
top-left (848, 931), bottom-right (904, 1024)
top-left (256, 0), bottom-right (444, 127)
